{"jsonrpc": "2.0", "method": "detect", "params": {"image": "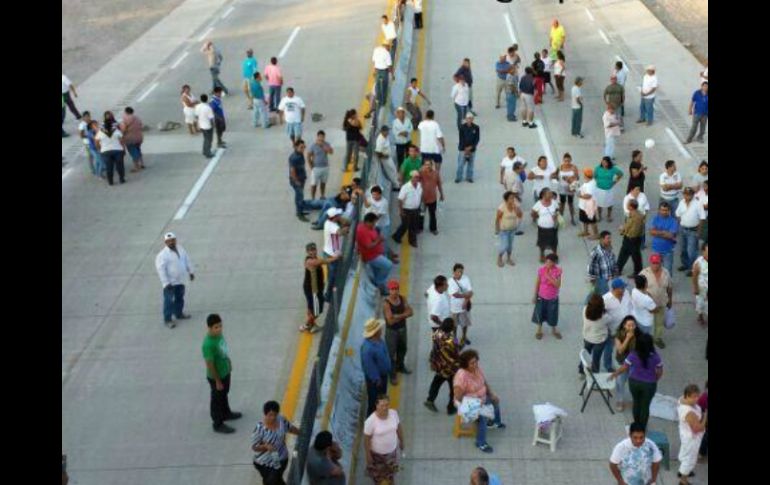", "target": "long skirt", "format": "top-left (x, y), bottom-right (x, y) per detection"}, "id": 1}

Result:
top-left (367, 449), bottom-right (399, 484)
